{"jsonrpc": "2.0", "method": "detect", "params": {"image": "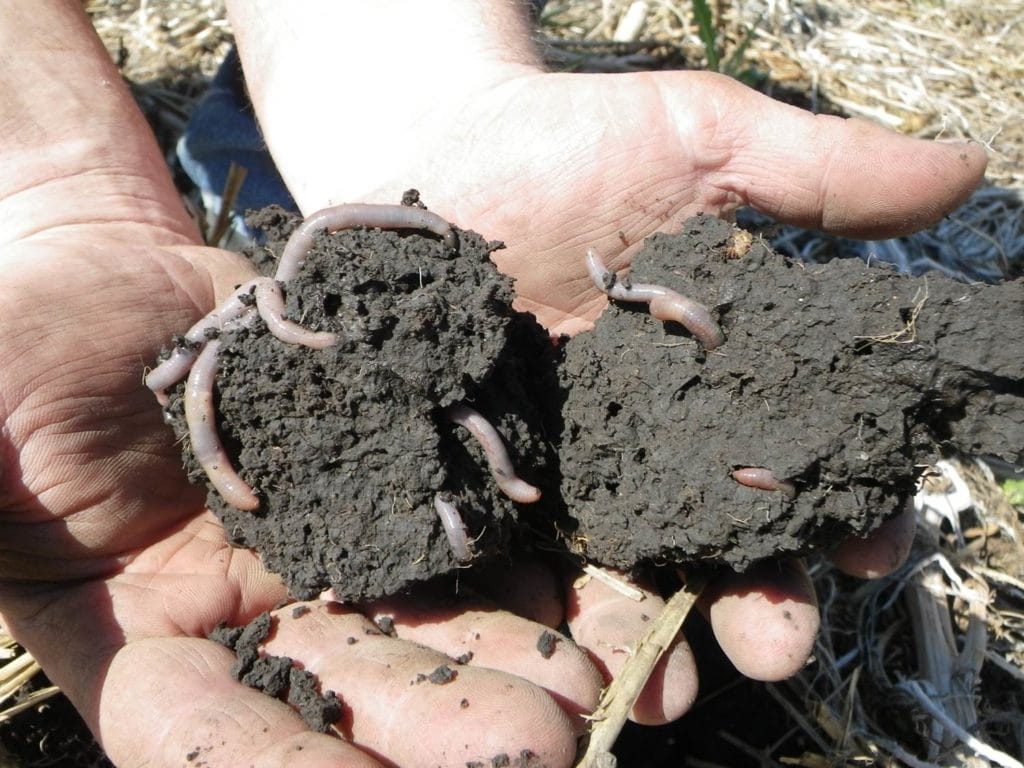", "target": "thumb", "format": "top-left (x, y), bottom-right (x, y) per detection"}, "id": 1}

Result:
top-left (675, 73), bottom-right (988, 238)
